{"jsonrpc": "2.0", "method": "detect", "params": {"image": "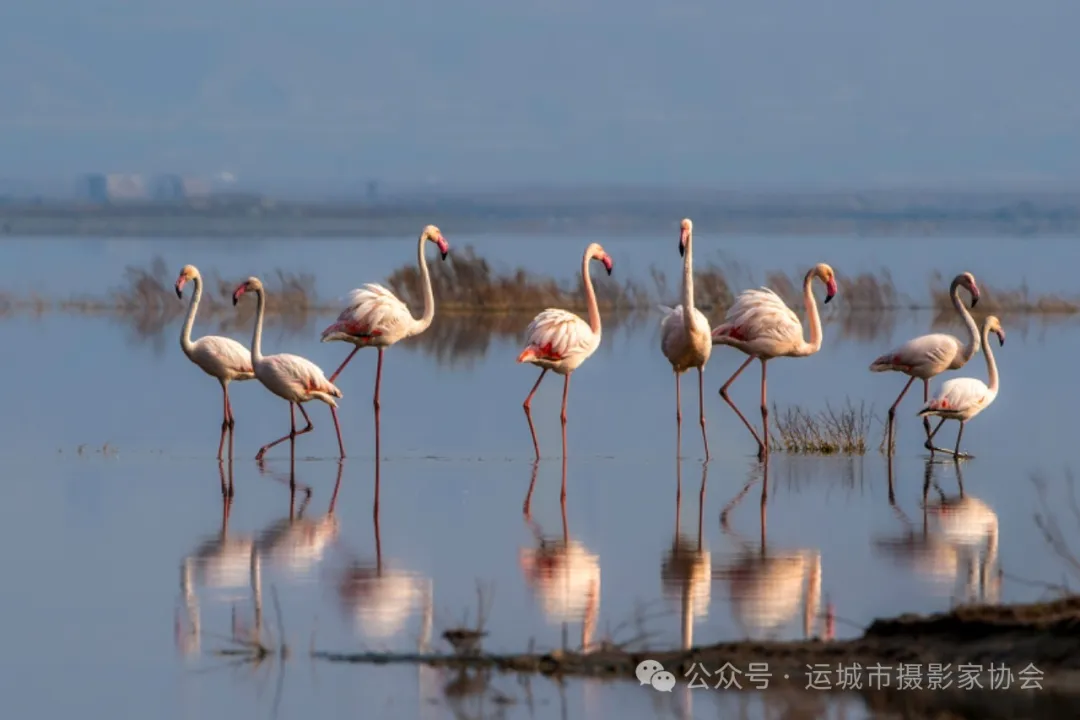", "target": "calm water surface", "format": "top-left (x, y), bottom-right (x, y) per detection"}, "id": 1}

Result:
top-left (1, 233), bottom-right (1077, 719)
